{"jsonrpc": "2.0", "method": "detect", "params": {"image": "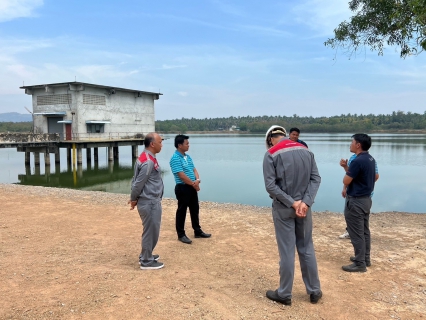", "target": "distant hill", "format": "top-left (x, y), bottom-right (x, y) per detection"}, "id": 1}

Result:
top-left (0, 112), bottom-right (32, 122)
